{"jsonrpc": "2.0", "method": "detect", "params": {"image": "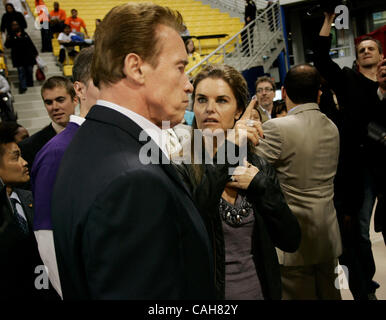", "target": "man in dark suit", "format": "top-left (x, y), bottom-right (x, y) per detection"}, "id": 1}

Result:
top-left (0, 123), bottom-right (59, 300)
top-left (19, 76), bottom-right (77, 174)
top-left (51, 3), bottom-right (215, 300)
